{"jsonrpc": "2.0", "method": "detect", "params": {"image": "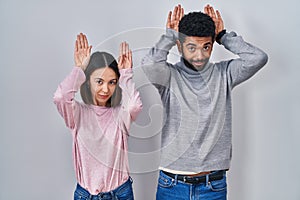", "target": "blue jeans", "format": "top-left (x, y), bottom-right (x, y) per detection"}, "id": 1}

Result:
top-left (156, 170), bottom-right (227, 200)
top-left (74, 177), bottom-right (134, 200)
